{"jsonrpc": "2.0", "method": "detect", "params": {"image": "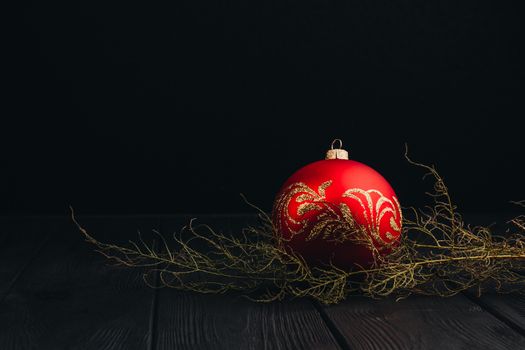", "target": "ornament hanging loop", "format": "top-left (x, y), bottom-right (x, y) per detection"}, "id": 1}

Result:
top-left (326, 138), bottom-right (349, 160)
top-left (331, 139), bottom-right (343, 150)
